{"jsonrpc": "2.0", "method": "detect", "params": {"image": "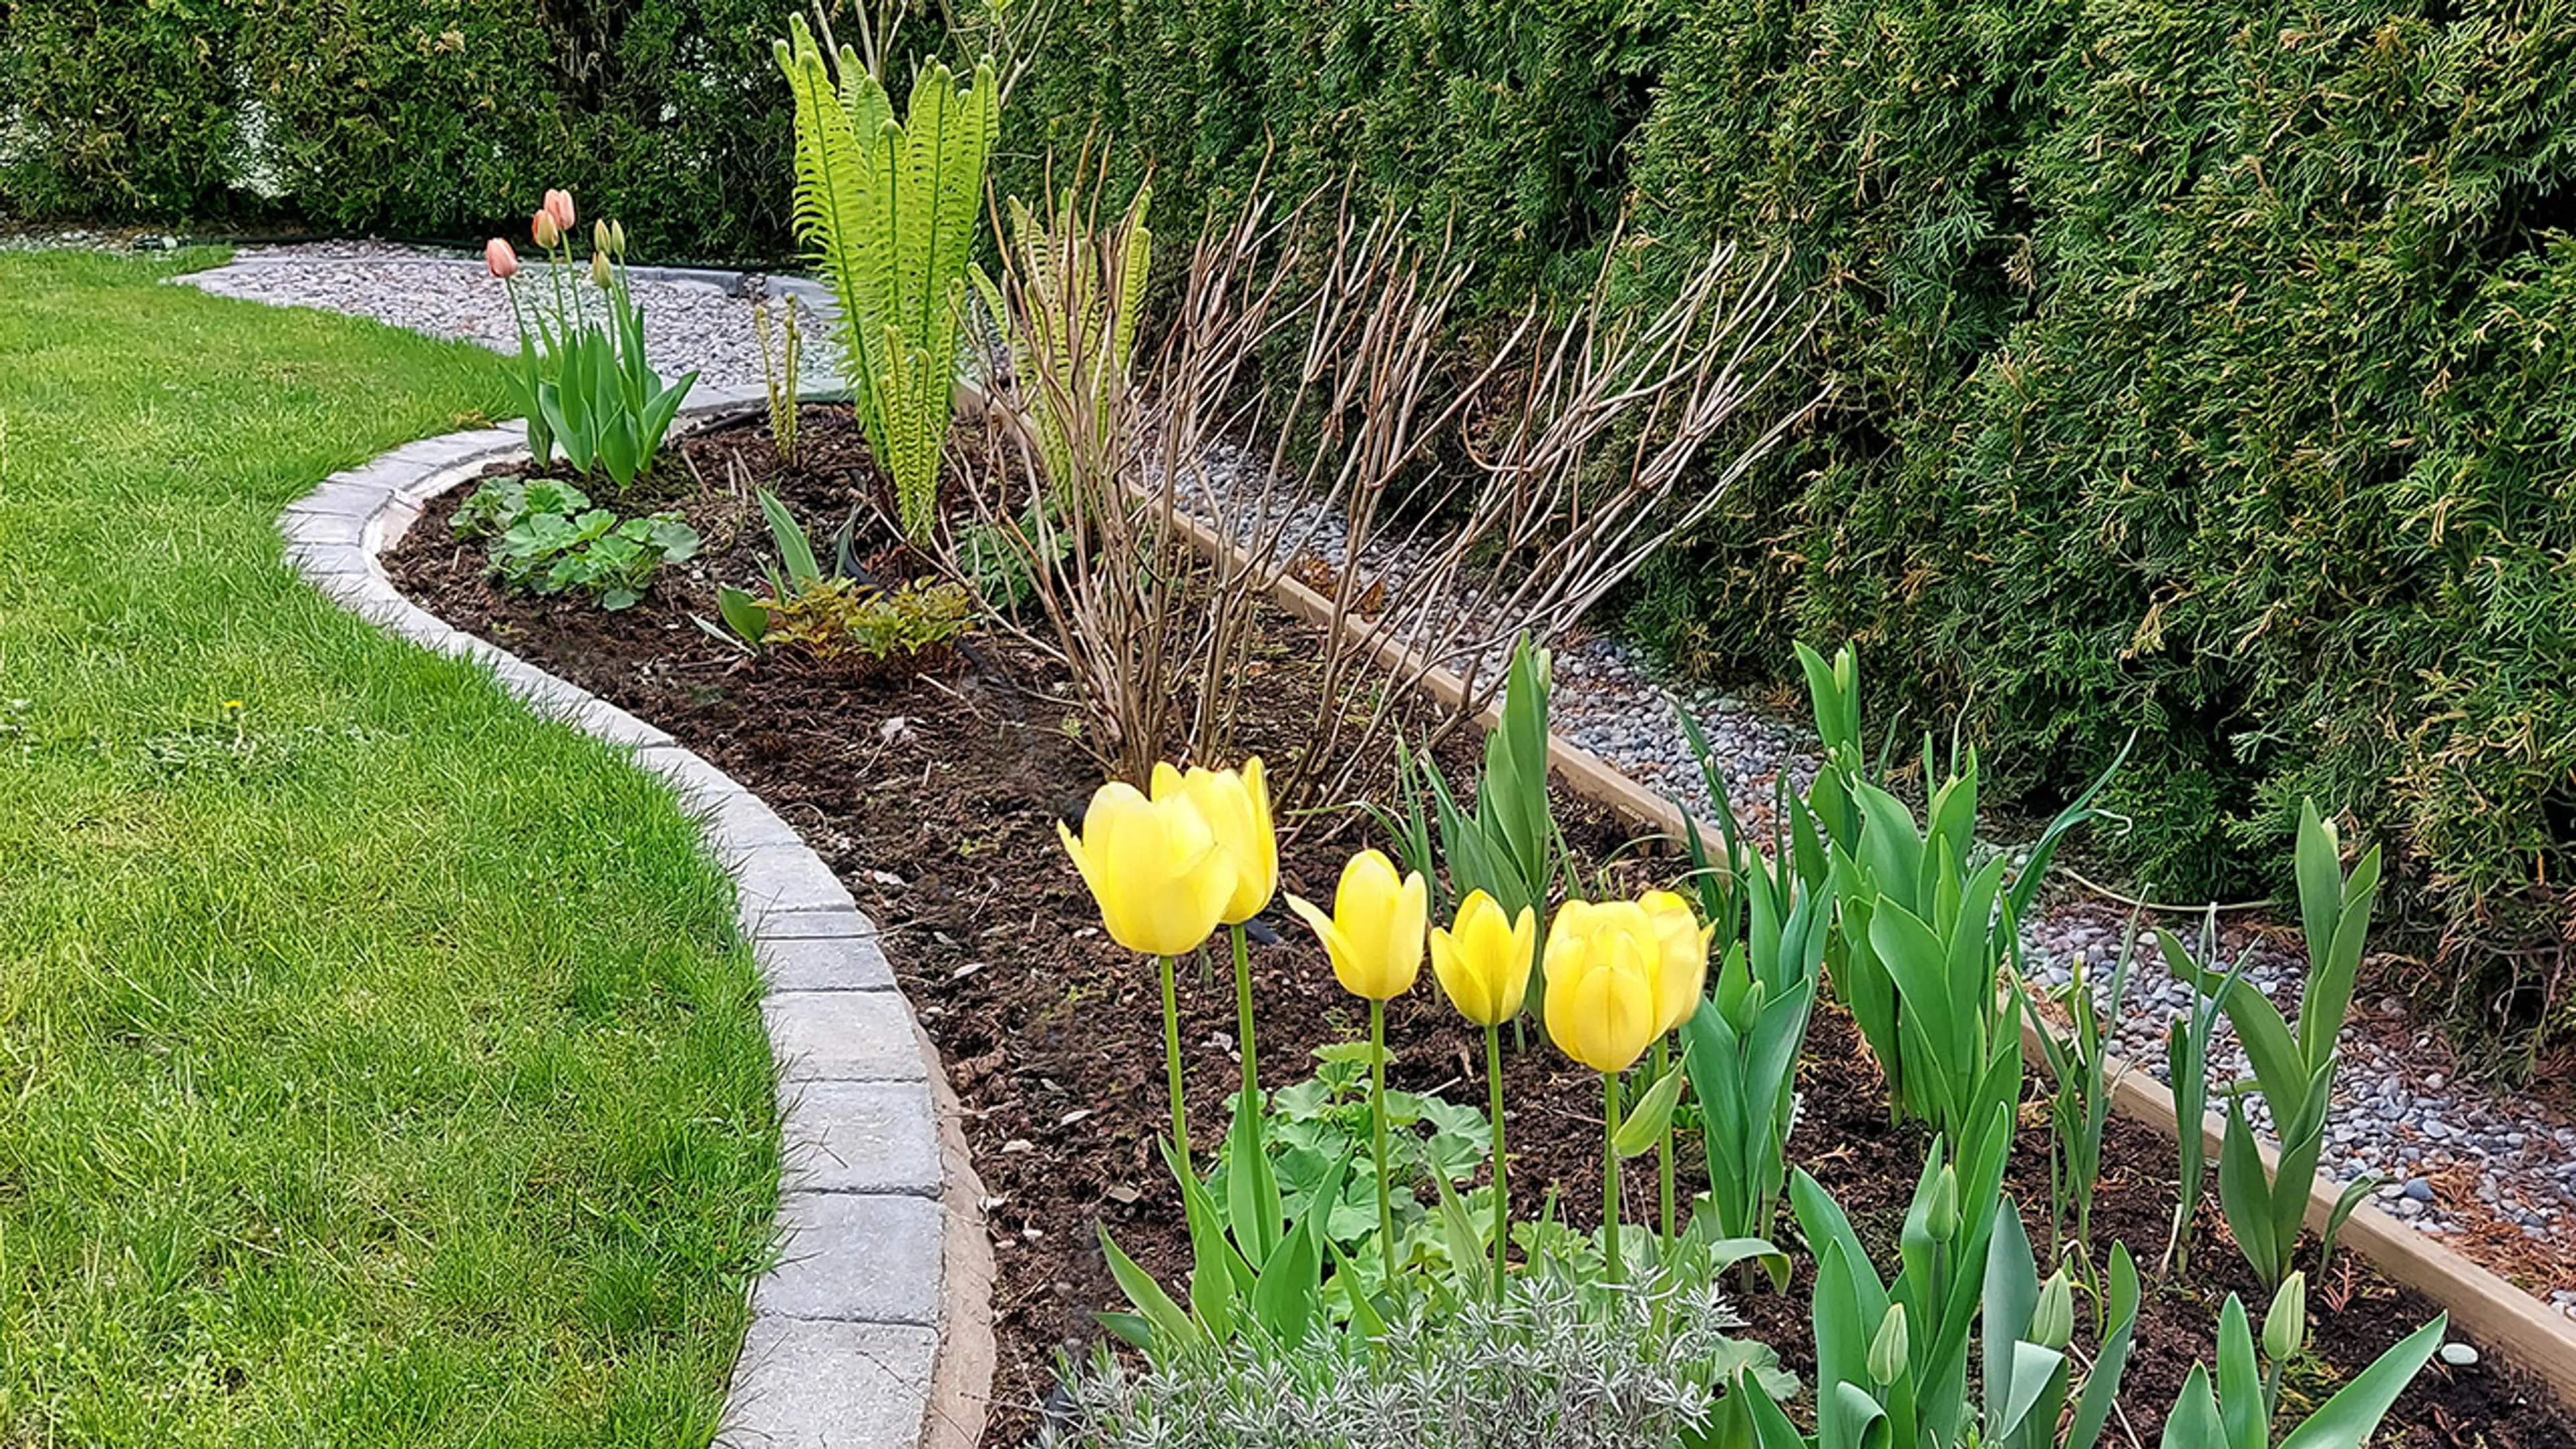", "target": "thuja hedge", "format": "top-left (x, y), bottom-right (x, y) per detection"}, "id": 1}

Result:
top-left (0, 0), bottom-right (892, 261)
top-left (1008, 0), bottom-right (2576, 1030)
